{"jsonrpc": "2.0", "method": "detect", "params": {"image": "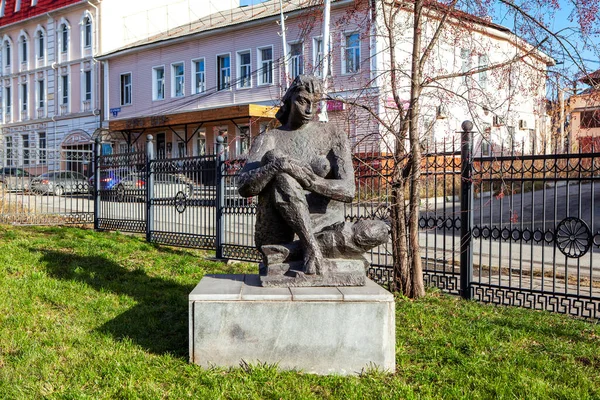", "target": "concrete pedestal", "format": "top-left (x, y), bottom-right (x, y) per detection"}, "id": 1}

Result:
top-left (189, 274), bottom-right (395, 375)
